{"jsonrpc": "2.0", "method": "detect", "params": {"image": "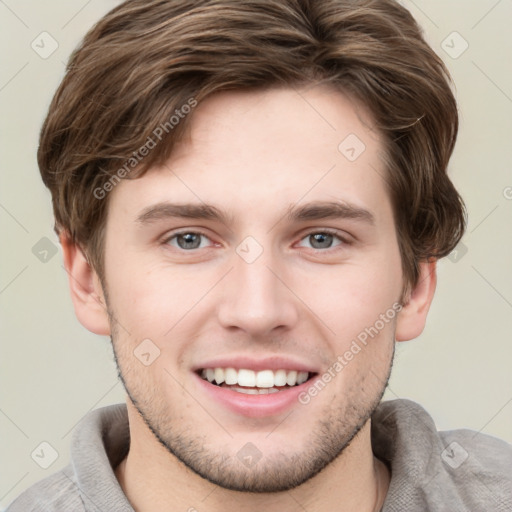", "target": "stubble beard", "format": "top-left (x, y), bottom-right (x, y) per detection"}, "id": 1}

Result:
top-left (109, 324), bottom-right (395, 493)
